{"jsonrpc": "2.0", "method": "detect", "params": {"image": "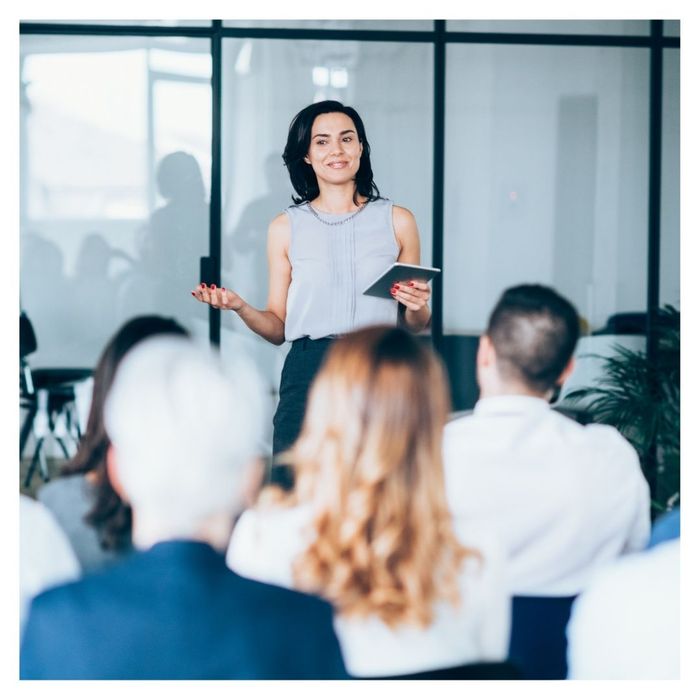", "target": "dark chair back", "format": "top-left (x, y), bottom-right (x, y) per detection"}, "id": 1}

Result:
top-left (508, 595), bottom-right (577, 680)
top-left (20, 312), bottom-right (38, 359)
top-left (353, 660), bottom-right (521, 680)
